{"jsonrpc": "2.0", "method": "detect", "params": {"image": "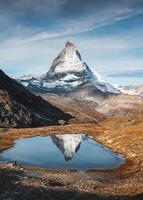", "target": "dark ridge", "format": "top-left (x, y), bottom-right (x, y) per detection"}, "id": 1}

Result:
top-left (0, 69), bottom-right (73, 128)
